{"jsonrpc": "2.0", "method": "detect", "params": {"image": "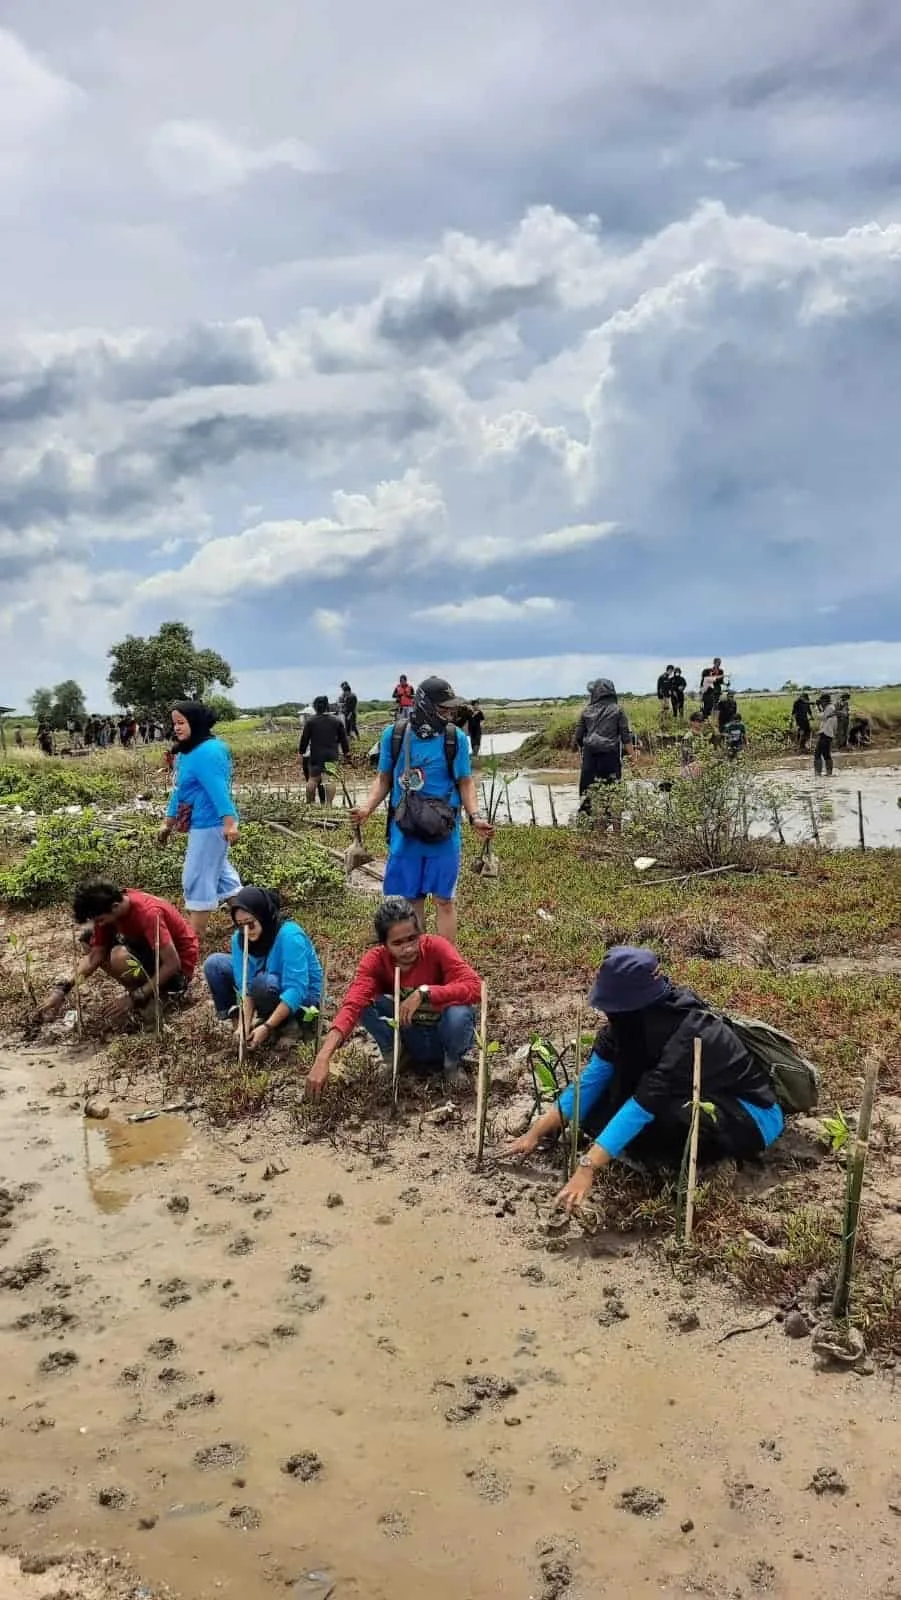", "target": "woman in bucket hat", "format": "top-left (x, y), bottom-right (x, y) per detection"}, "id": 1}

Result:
top-left (504, 947), bottom-right (783, 1214)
